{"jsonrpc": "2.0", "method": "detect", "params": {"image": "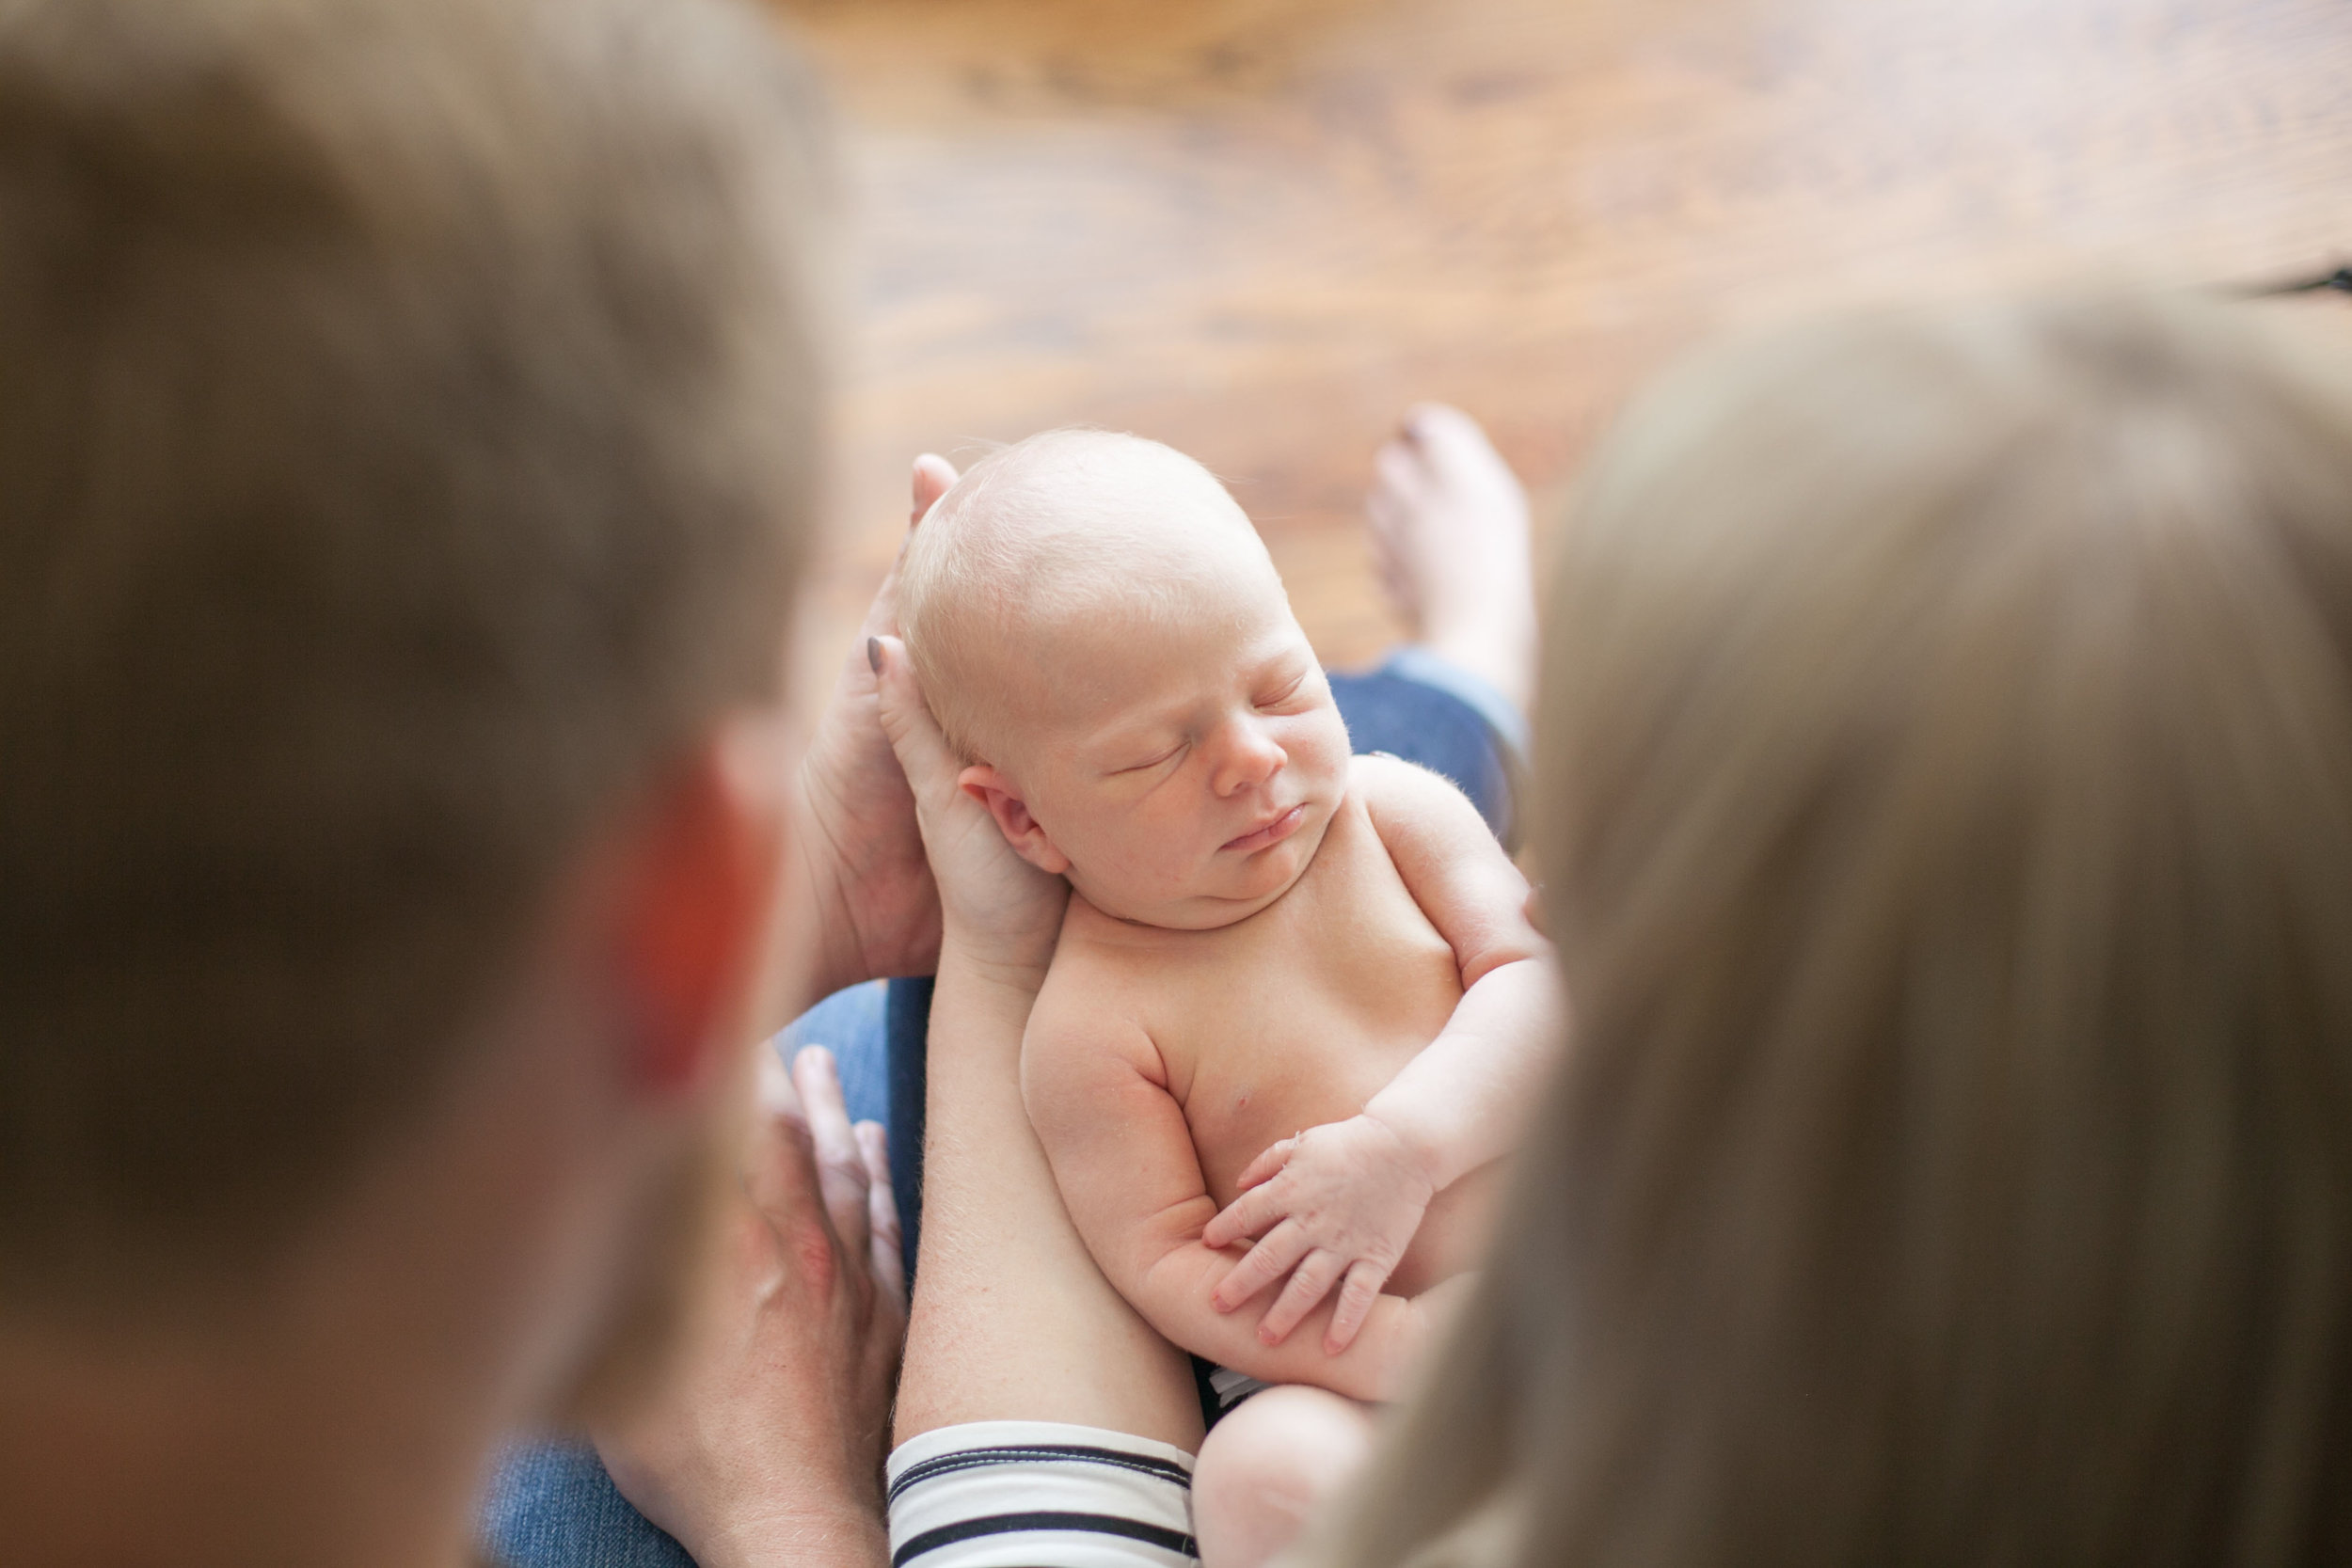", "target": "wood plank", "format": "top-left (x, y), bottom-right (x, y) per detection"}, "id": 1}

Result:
top-left (770, 0), bottom-right (2352, 710)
